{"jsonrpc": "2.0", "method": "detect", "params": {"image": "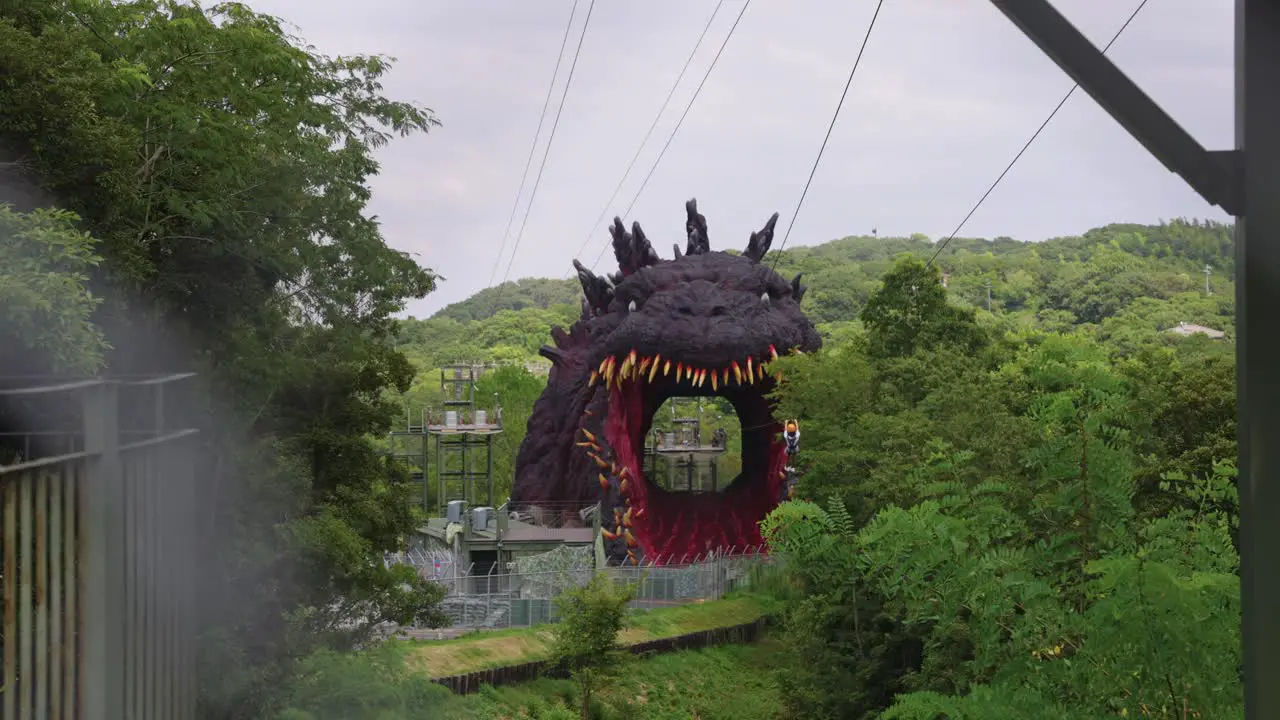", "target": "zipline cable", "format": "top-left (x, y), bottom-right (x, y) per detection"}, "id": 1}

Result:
top-left (493, 0), bottom-right (597, 310)
top-left (926, 0), bottom-right (1152, 268)
top-left (487, 0), bottom-right (582, 289)
top-left (565, 0), bottom-right (728, 274)
top-left (770, 0), bottom-right (886, 272)
top-left (589, 0), bottom-right (754, 272)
